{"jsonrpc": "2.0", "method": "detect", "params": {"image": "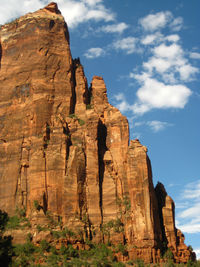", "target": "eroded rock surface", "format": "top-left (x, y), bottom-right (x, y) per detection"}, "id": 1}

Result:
top-left (0, 2), bottom-right (194, 263)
